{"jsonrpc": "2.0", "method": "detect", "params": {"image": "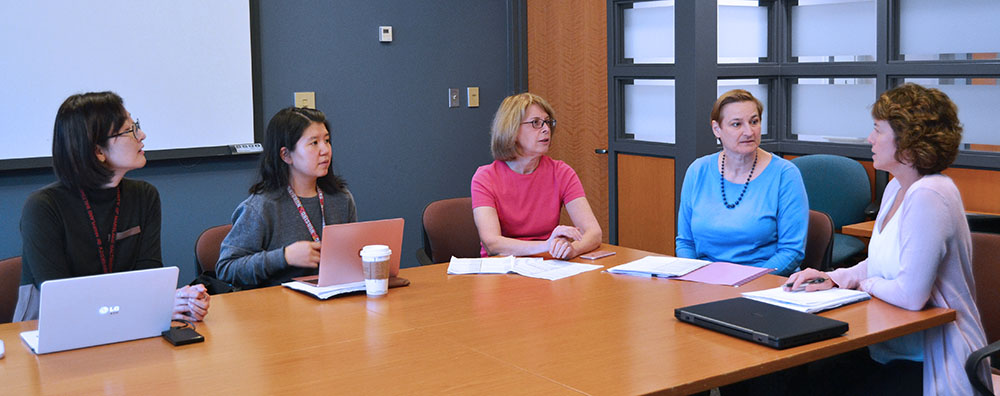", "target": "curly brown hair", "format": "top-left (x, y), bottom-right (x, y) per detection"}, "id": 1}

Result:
top-left (870, 83), bottom-right (962, 175)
